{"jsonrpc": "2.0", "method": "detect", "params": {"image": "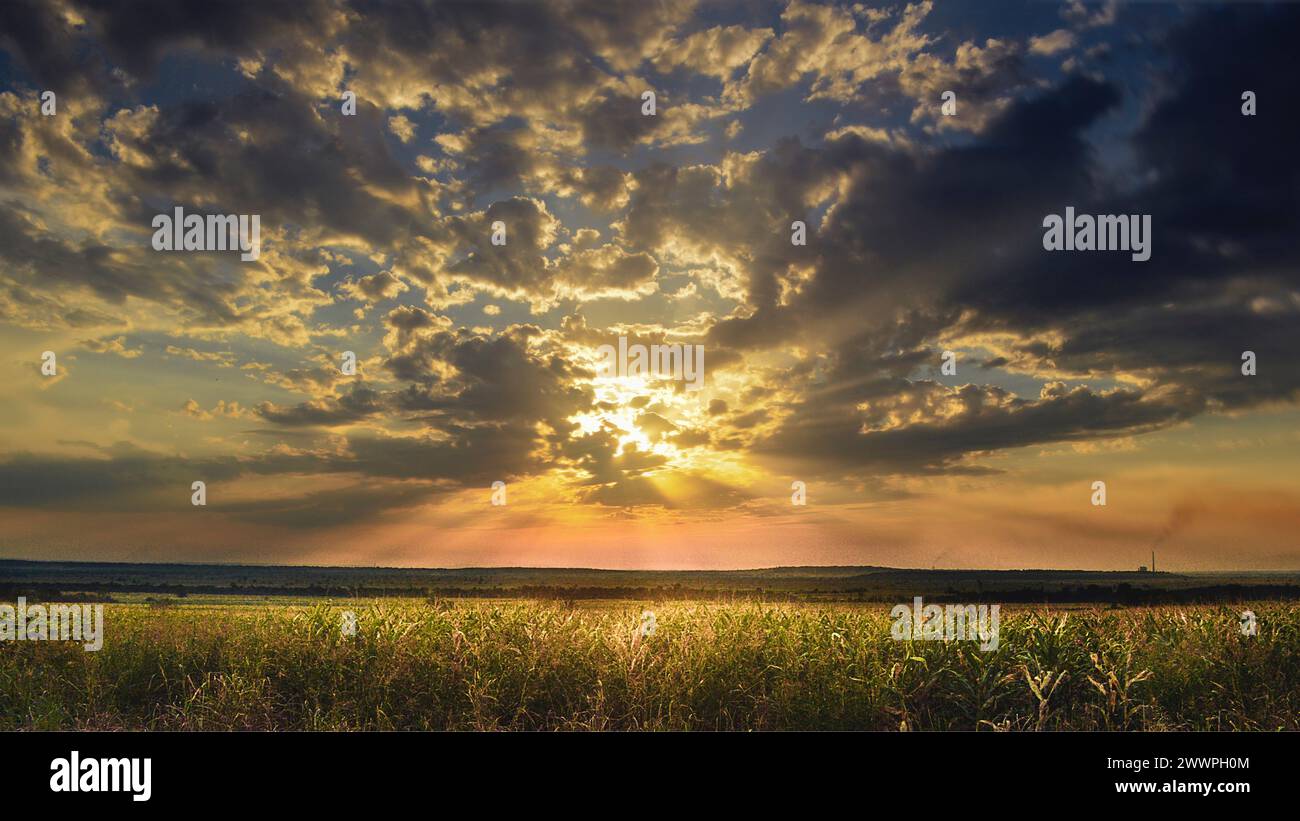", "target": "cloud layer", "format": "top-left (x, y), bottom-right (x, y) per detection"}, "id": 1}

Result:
top-left (1, 1), bottom-right (1298, 569)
